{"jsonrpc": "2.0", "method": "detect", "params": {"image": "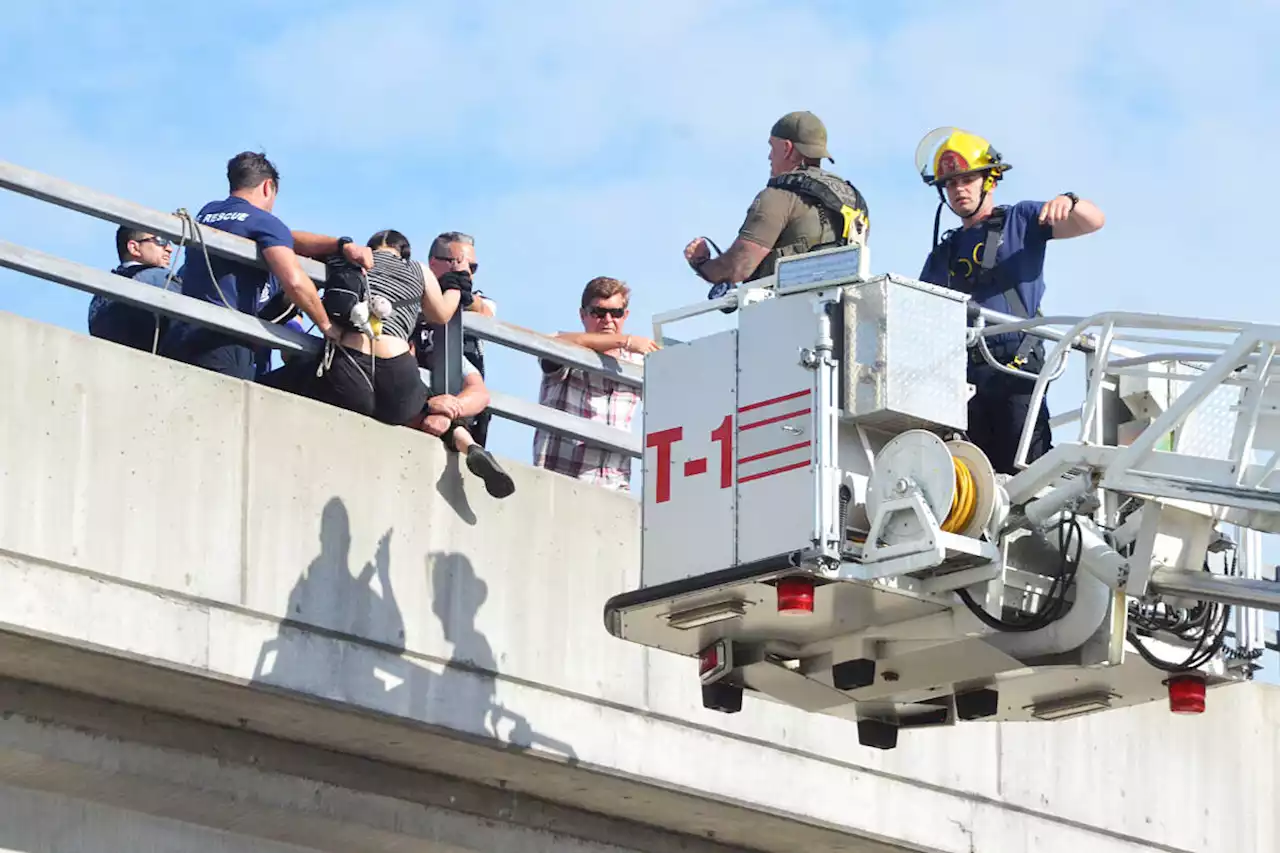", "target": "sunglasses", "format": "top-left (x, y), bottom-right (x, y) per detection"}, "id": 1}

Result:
top-left (432, 255), bottom-right (478, 274)
top-left (588, 306), bottom-right (626, 319)
top-left (138, 236), bottom-right (172, 249)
